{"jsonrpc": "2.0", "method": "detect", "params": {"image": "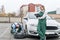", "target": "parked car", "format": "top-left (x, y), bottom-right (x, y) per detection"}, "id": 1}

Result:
top-left (23, 12), bottom-right (60, 37)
